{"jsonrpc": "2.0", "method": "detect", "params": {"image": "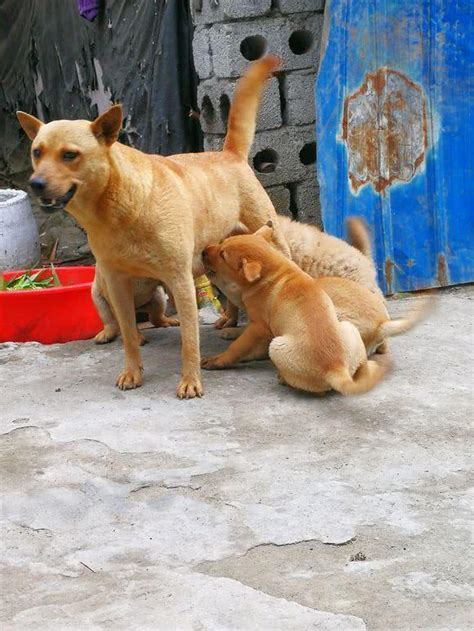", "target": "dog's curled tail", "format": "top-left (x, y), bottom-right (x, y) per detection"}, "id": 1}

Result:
top-left (326, 359), bottom-right (389, 396)
top-left (223, 55), bottom-right (281, 159)
top-left (378, 293), bottom-right (435, 339)
top-left (347, 217), bottom-right (373, 259)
